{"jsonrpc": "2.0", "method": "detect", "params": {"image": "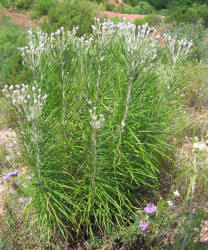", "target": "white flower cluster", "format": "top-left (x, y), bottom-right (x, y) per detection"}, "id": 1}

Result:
top-left (92, 18), bottom-right (116, 50)
top-left (18, 28), bottom-right (49, 72)
top-left (51, 26), bottom-right (78, 55)
top-left (116, 22), bottom-right (158, 71)
top-left (163, 34), bottom-right (193, 65)
top-left (117, 22), bottom-right (156, 42)
top-left (18, 27), bottom-right (80, 71)
top-left (92, 19), bottom-right (158, 60)
top-left (89, 106), bottom-right (105, 130)
top-left (2, 84), bottom-right (47, 122)
top-left (74, 34), bottom-right (93, 56)
top-left (193, 141), bottom-right (207, 151)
